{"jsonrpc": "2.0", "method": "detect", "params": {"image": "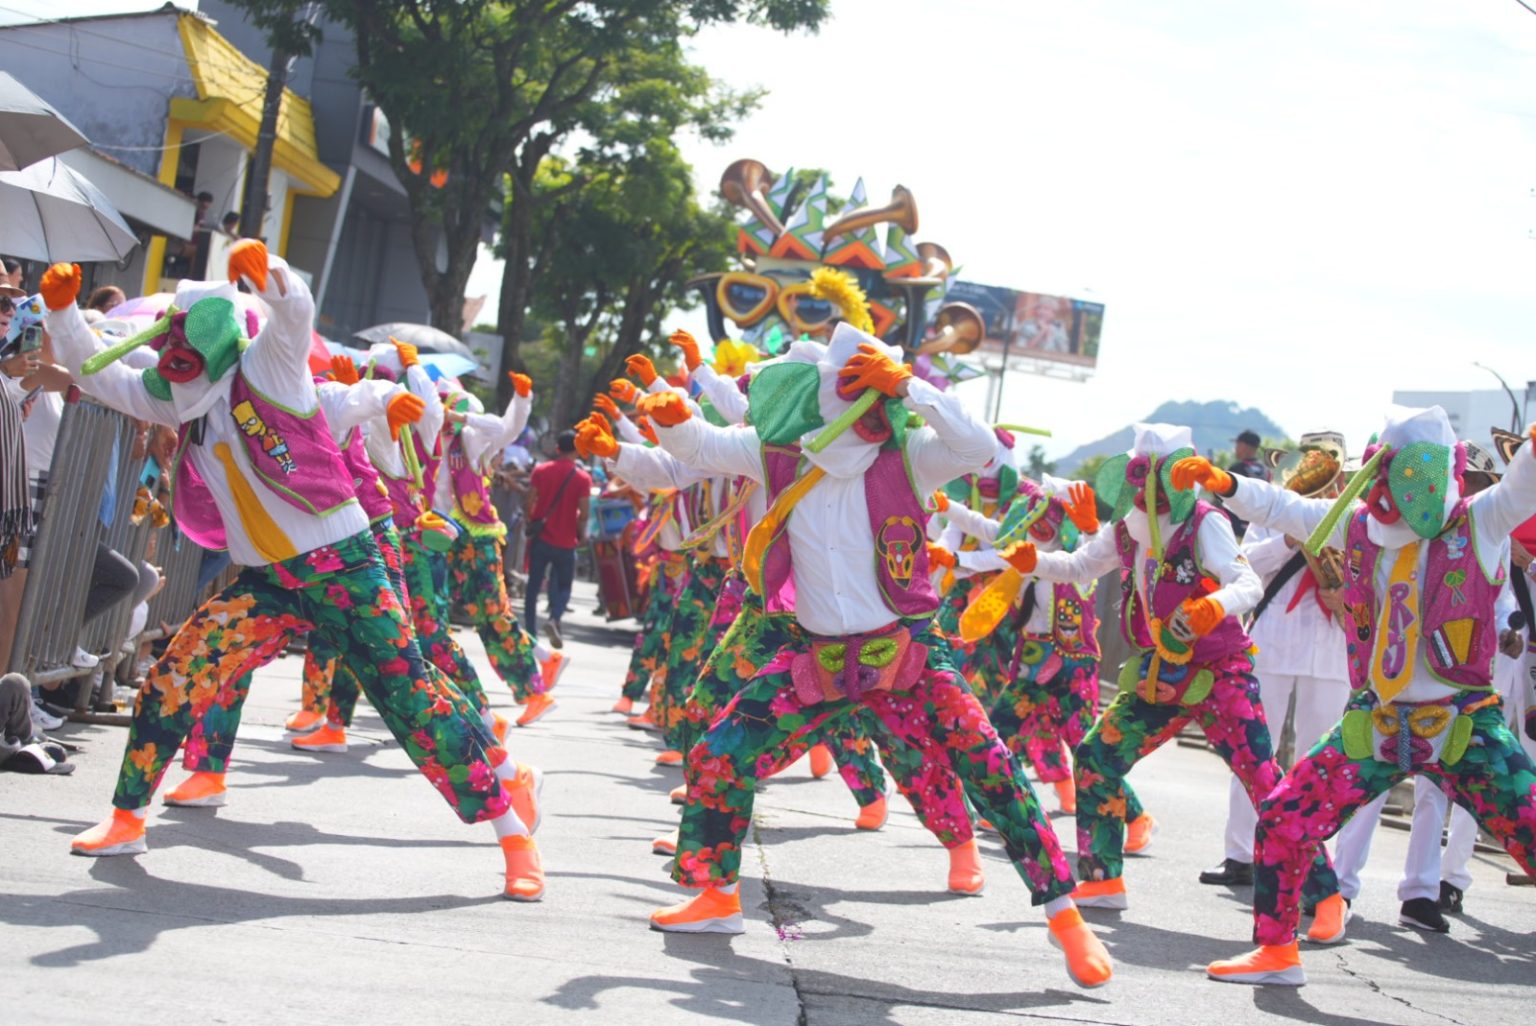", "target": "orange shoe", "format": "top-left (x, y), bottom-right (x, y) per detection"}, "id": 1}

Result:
top-left (612, 696), bottom-right (635, 714)
top-left (284, 709), bottom-right (325, 734)
top-left (539, 651), bottom-right (570, 691)
top-left (626, 713), bottom-right (657, 731)
top-left (650, 886), bottom-right (744, 934)
top-left (808, 743), bottom-right (834, 779)
top-left (500, 835), bottom-right (544, 901)
top-left (652, 829), bottom-right (678, 855)
top-left (1048, 906), bottom-right (1113, 988)
top-left (1072, 877), bottom-right (1128, 910)
top-left (164, 771), bottom-right (227, 808)
top-left (1206, 942), bottom-right (1305, 986)
top-left (1305, 893), bottom-right (1350, 945)
top-left (503, 763), bottom-right (543, 834)
top-left (1053, 779), bottom-right (1077, 815)
top-left (854, 794), bottom-right (888, 831)
top-left (291, 723), bottom-right (347, 752)
top-left (516, 692), bottom-right (557, 727)
top-left (977, 816), bottom-right (995, 832)
top-left (1124, 812), bottom-right (1157, 855)
top-left (71, 809), bottom-right (147, 857)
top-left (490, 713), bottom-right (510, 744)
top-left (655, 749), bottom-right (684, 767)
top-left (669, 784), bottom-right (687, 805)
top-left (947, 838), bottom-right (986, 895)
